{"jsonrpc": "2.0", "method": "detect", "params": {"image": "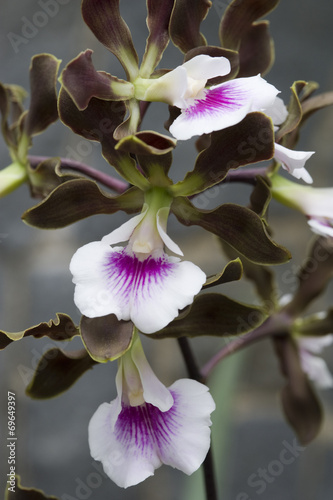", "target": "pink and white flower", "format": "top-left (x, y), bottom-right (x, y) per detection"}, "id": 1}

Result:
top-left (137, 54), bottom-right (279, 140)
top-left (271, 174), bottom-right (333, 238)
top-left (88, 333), bottom-right (215, 488)
top-left (70, 196), bottom-right (206, 334)
top-left (297, 335), bottom-right (333, 389)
